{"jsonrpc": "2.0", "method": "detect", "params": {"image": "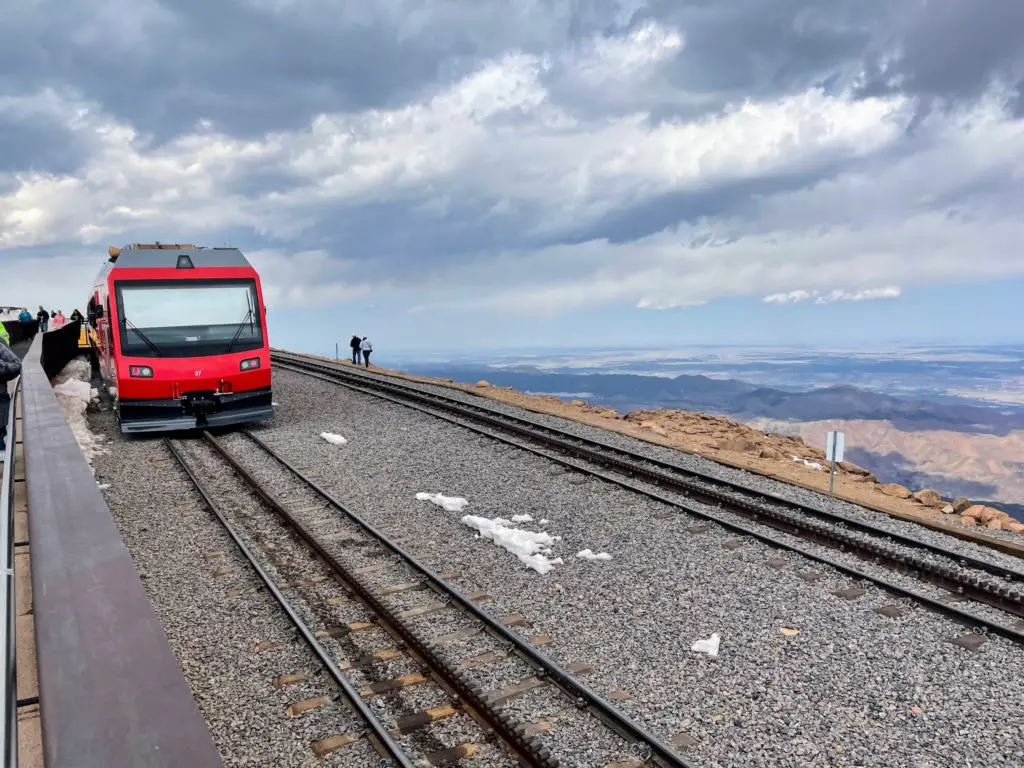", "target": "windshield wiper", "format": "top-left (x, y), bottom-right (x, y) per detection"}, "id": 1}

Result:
top-left (123, 317), bottom-right (164, 357)
top-left (225, 306), bottom-right (256, 354)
